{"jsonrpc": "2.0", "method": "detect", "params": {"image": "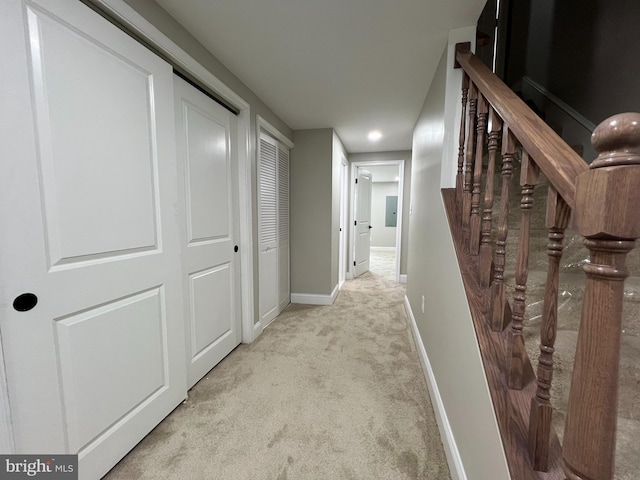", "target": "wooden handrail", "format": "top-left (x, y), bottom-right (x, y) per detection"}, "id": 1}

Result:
top-left (455, 44), bottom-right (587, 209)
